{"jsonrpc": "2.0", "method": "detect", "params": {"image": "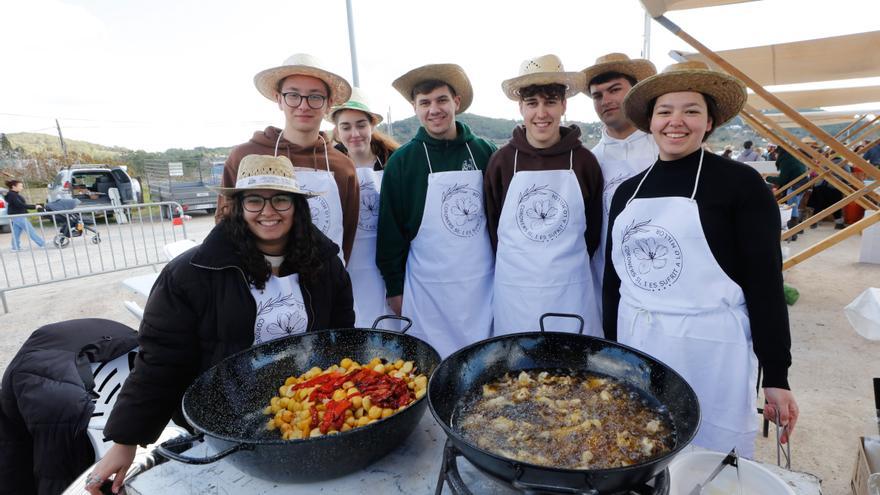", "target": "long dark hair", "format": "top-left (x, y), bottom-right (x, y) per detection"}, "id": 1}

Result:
top-left (219, 193), bottom-right (323, 290)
